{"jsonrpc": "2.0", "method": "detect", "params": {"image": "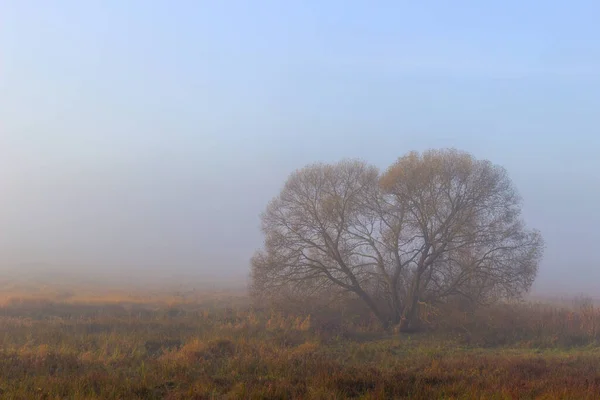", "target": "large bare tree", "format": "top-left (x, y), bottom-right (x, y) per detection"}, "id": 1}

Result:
top-left (251, 149), bottom-right (544, 330)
